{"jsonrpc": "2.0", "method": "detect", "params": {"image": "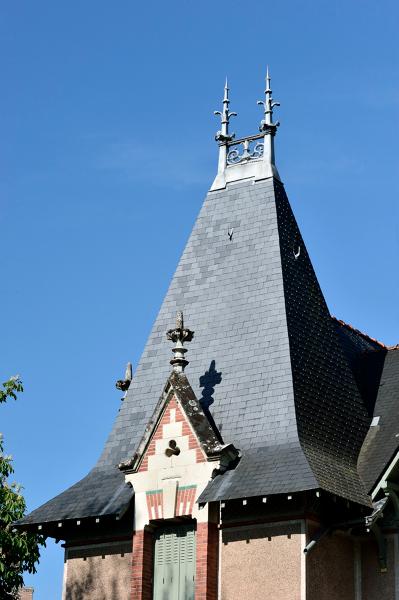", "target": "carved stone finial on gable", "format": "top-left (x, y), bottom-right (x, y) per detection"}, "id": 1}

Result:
top-left (166, 311), bottom-right (194, 373)
top-left (176, 310), bottom-right (184, 331)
